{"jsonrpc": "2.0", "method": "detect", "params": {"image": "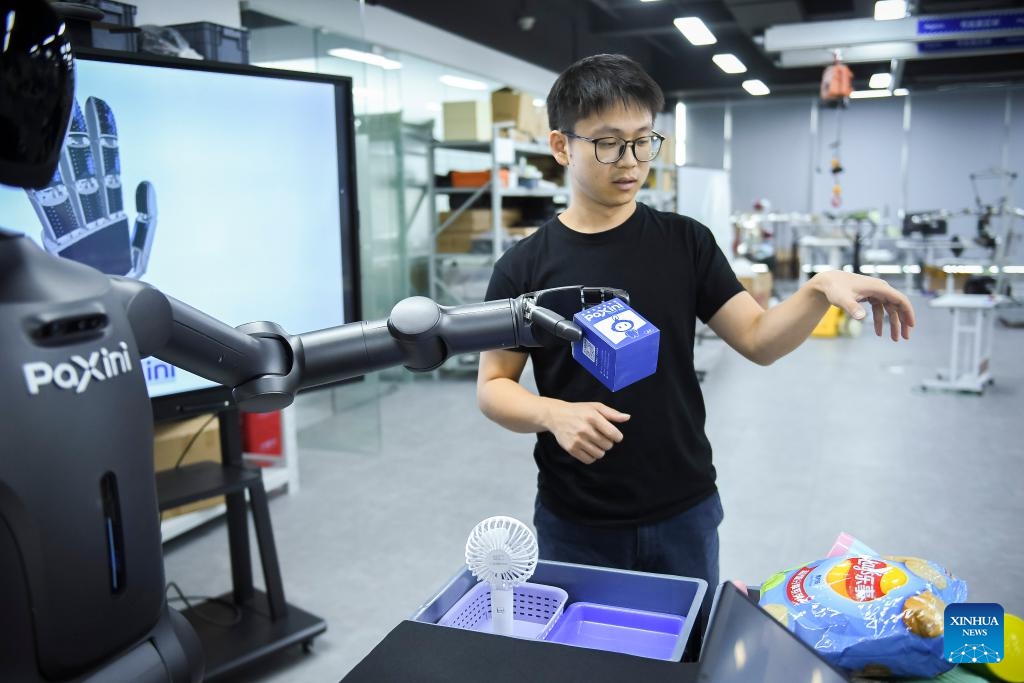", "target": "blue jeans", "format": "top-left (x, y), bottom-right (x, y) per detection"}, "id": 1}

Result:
top-left (533, 491), bottom-right (724, 628)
